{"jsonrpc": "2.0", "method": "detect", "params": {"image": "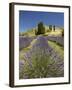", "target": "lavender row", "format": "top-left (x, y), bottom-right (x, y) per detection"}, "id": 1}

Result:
top-left (19, 36), bottom-right (37, 49)
top-left (19, 36), bottom-right (33, 49)
top-left (19, 36), bottom-right (64, 79)
top-left (46, 36), bottom-right (64, 46)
